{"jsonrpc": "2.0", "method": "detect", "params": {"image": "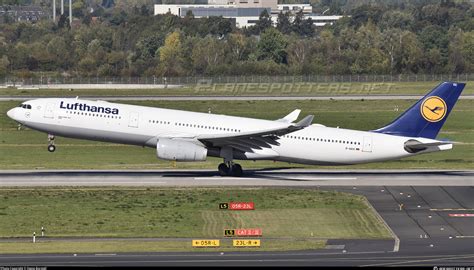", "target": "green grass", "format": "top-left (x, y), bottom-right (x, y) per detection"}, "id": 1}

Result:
top-left (0, 188), bottom-right (390, 239)
top-left (1, 81), bottom-right (473, 96)
top-left (0, 99), bottom-right (473, 169)
top-left (0, 187), bottom-right (387, 253)
top-left (0, 239), bottom-right (327, 254)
